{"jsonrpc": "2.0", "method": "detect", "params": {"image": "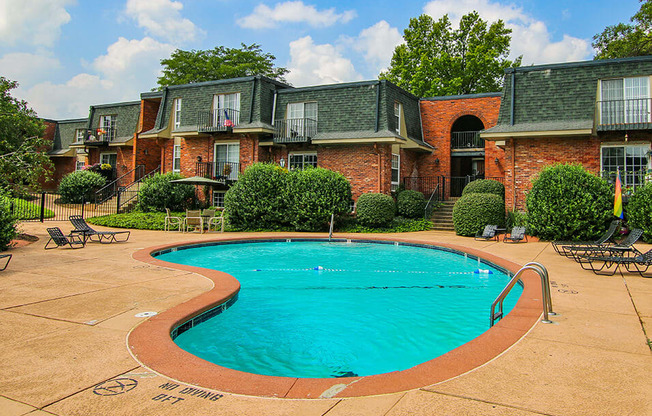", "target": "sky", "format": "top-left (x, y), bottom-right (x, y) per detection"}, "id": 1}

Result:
top-left (0, 0), bottom-right (643, 120)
